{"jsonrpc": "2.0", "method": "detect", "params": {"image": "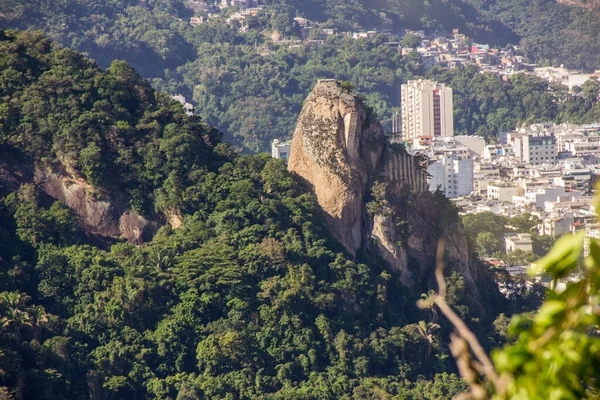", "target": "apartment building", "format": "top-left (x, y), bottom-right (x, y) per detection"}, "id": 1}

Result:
top-left (514, 133), bottom-right (556, 165)
top-left (428, 155), bottom-right (473, 198)
top-left (401, 79), bottom-right (453, 143)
